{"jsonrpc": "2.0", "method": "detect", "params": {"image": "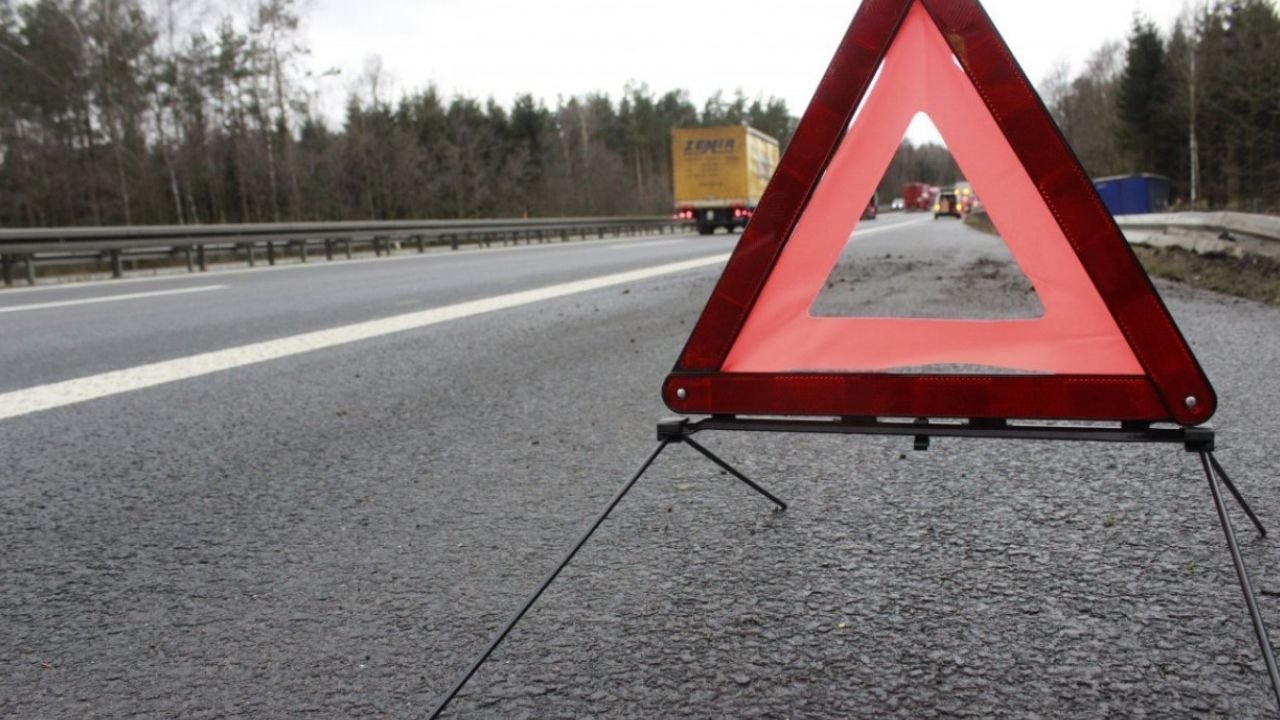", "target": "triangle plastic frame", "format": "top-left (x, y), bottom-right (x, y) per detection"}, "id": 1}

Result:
top-left (662, 0), bottom-right (1216, 426)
